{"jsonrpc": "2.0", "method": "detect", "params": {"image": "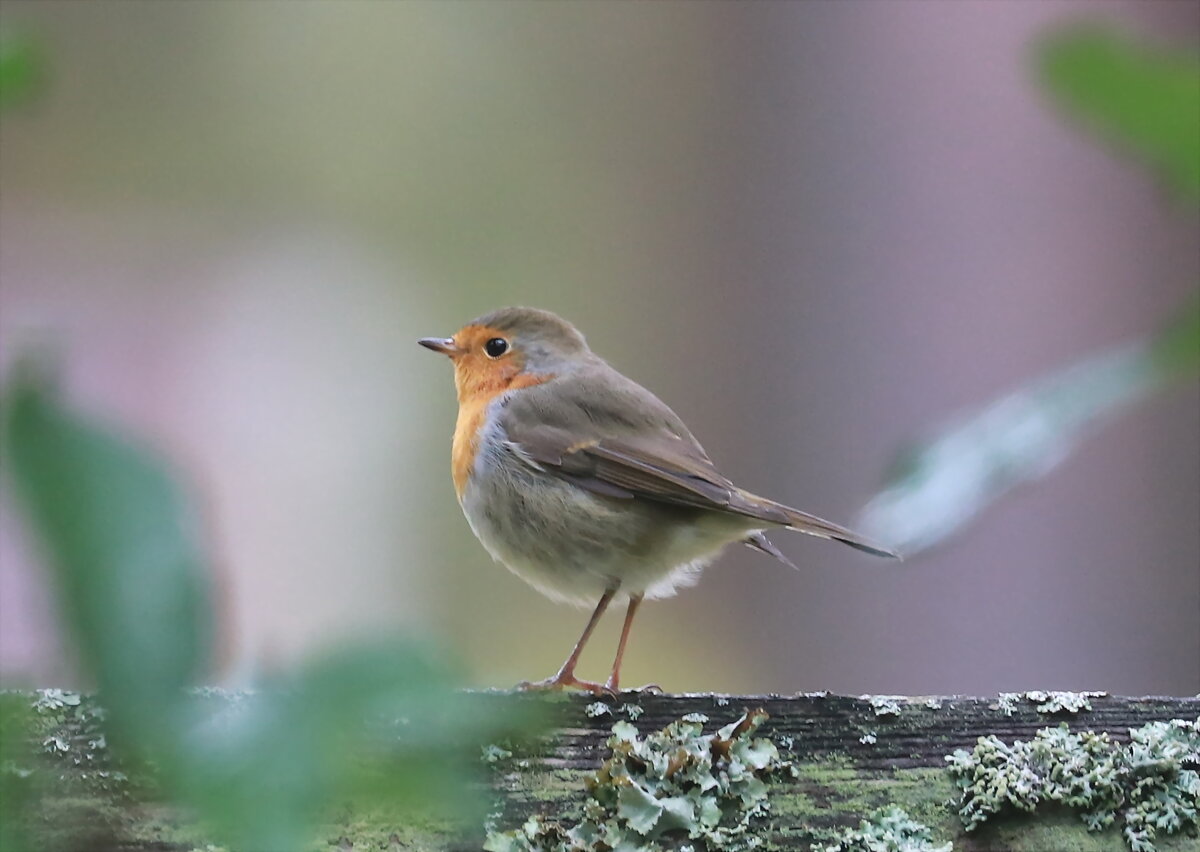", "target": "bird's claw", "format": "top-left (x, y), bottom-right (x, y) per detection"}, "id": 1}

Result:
top-left (517, 673), bottom-right (615, 697)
